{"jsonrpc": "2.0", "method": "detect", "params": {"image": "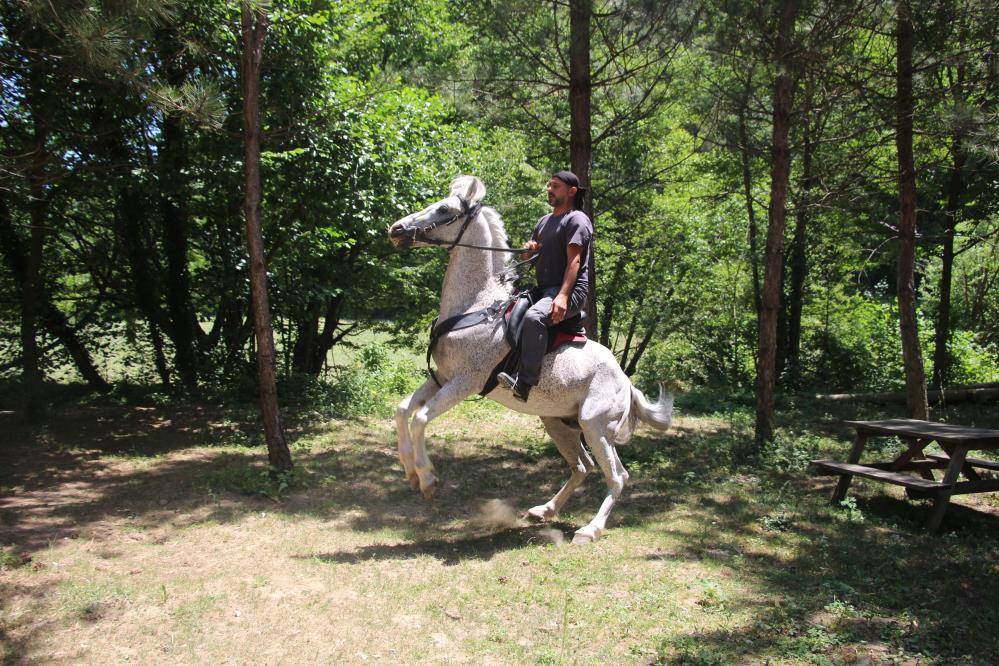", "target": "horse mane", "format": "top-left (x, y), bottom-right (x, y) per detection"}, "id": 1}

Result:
top-left (480, 206), bottom-right (509, 249)
top-left (448, 175), bottom-right (513, 290)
